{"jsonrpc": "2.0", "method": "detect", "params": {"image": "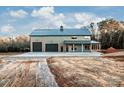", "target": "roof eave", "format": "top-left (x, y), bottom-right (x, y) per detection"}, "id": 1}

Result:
top-left (29, 34), bottom-right (92, 37)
